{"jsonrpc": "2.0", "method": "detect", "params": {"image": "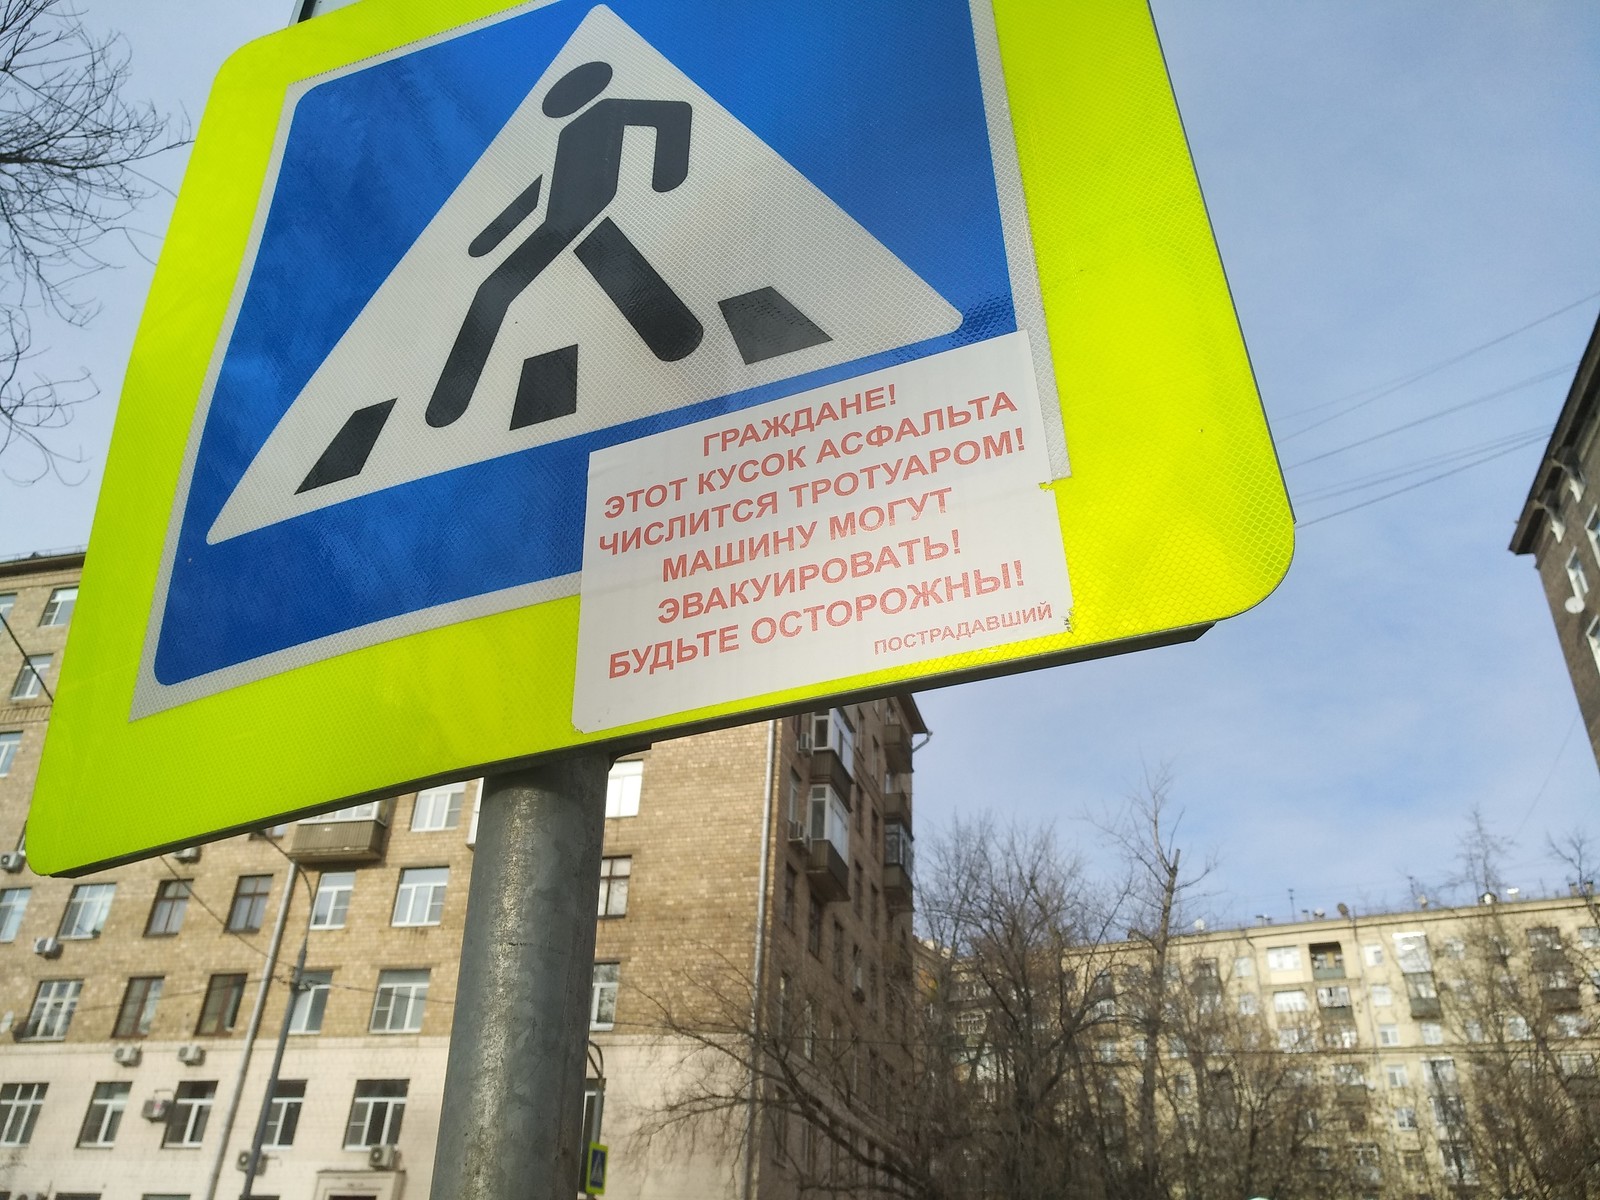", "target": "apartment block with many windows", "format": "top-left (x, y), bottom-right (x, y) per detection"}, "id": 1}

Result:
top-left (0, 547), bottom-right (924, 1199)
